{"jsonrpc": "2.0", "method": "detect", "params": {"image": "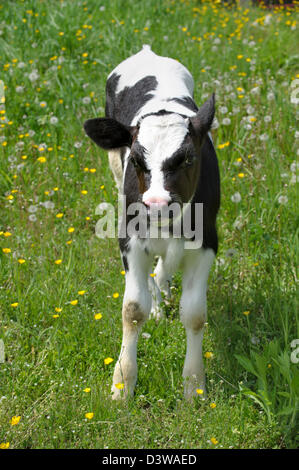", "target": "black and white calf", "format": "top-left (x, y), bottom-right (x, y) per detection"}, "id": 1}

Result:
top-left (84, 45), bottom-right (220, 399)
